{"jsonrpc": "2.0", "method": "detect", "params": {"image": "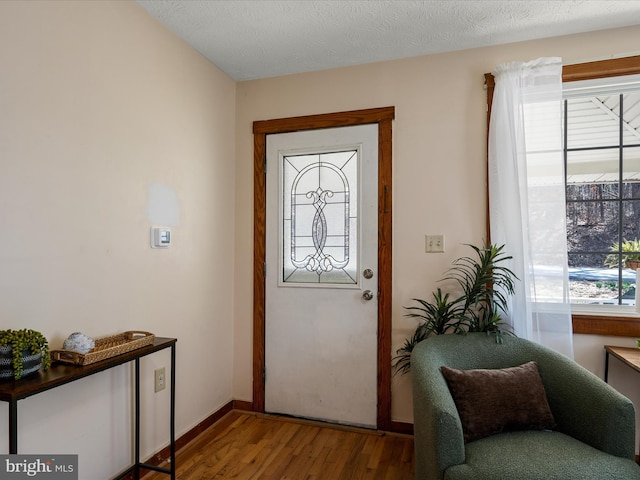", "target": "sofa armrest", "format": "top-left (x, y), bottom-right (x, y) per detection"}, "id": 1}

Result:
top-left (535, 350), bottom-right (636, 460)
top-left (412, 344), bottom-right (466, 480)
